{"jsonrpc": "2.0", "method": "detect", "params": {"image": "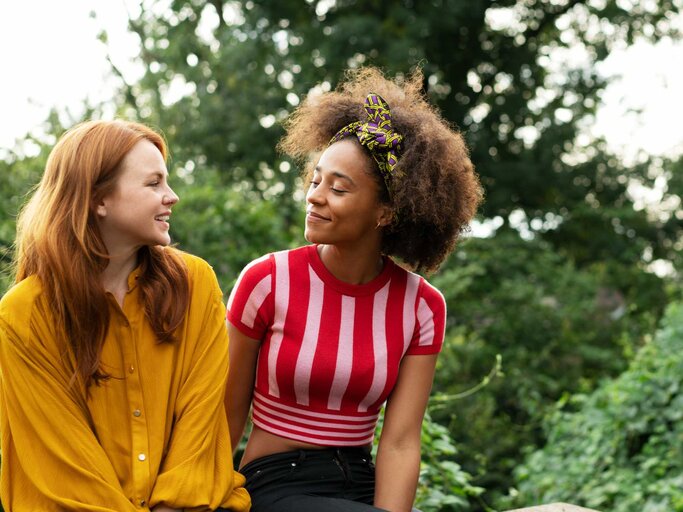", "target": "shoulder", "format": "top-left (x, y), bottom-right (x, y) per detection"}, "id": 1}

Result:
top-left (165, 248), bottom-right (216, 284)
top-left (166, 247), bottom-right (206, 271)
top-left (241, 252), bottom-right (275, 276)
top-left (234, 245), bottom-right (310, 281)
top-left (228, 252), bottom-right (276, 305)
top-left (388, 262), bottom-right (445, 303)
top-left (399, 266), bottom-right (446, 316)
top-left (0, 276), bottom-right (44, 346)
top-left (162, 249), bottom-right (224, 304)
top-left (417, 275), bottom-right (445, 304)
top-left (0, 276), bottom-right (43, 323)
